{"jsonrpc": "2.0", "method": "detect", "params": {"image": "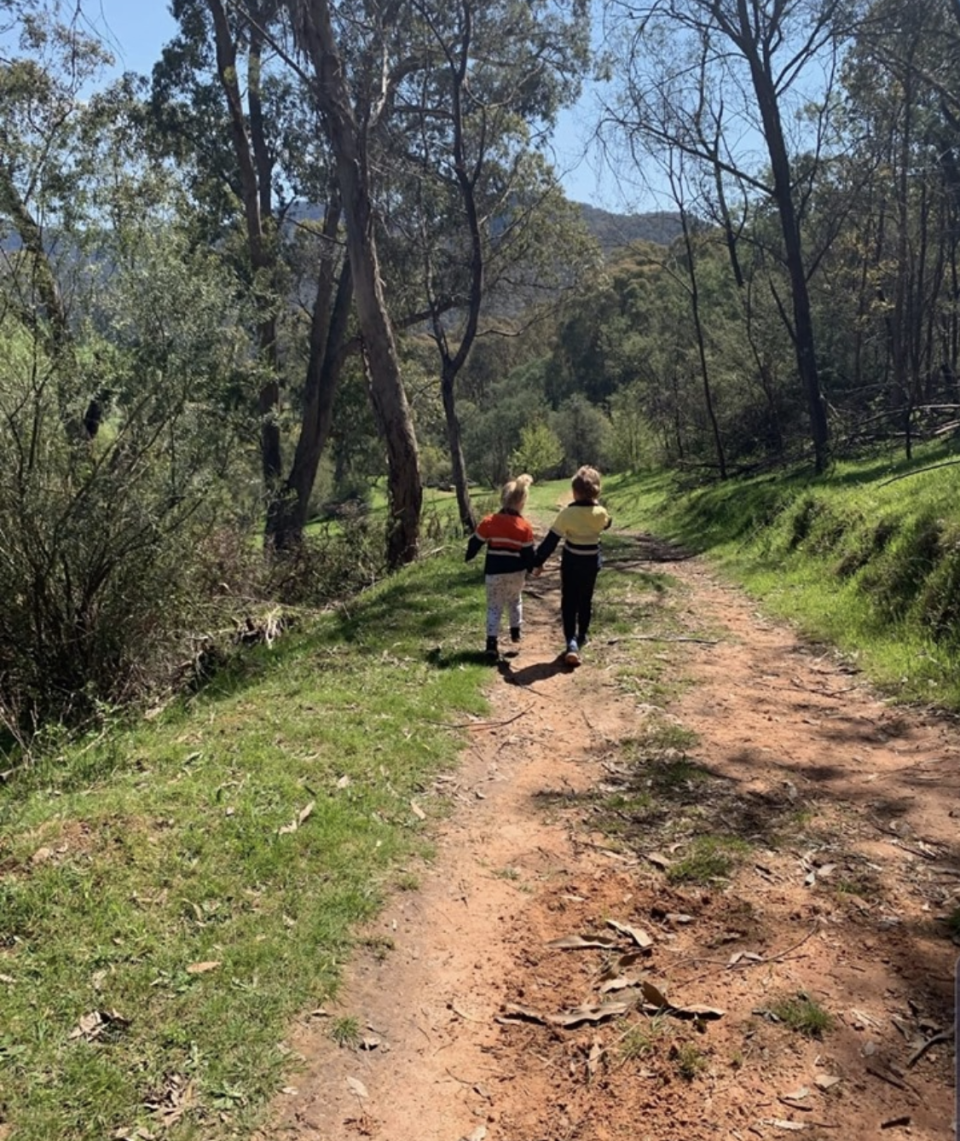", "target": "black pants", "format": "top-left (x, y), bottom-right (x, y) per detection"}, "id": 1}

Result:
top-left (560, 551), bottom-right (600, 643)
